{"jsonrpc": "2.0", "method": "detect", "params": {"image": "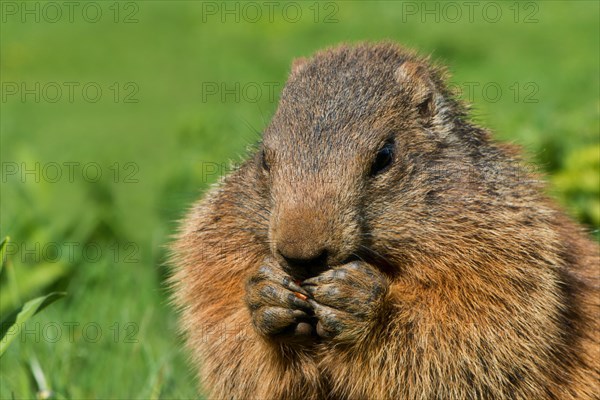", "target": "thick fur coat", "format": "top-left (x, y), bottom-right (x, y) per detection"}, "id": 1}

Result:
top-left (171, 42), bottom-right (599, 399)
